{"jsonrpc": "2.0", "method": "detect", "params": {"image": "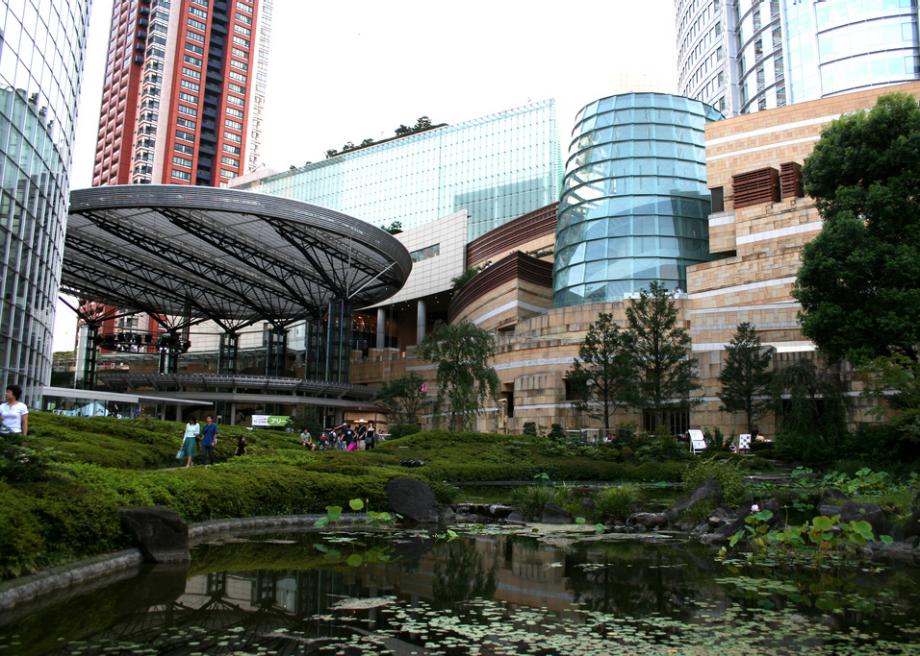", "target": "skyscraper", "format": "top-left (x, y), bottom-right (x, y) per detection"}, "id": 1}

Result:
top-left (0, 0), bottom-right (92, 402)
top-left (92, 0), bottom-right (271, 186)
top-left (676, 0), bottom-right (920, 116)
